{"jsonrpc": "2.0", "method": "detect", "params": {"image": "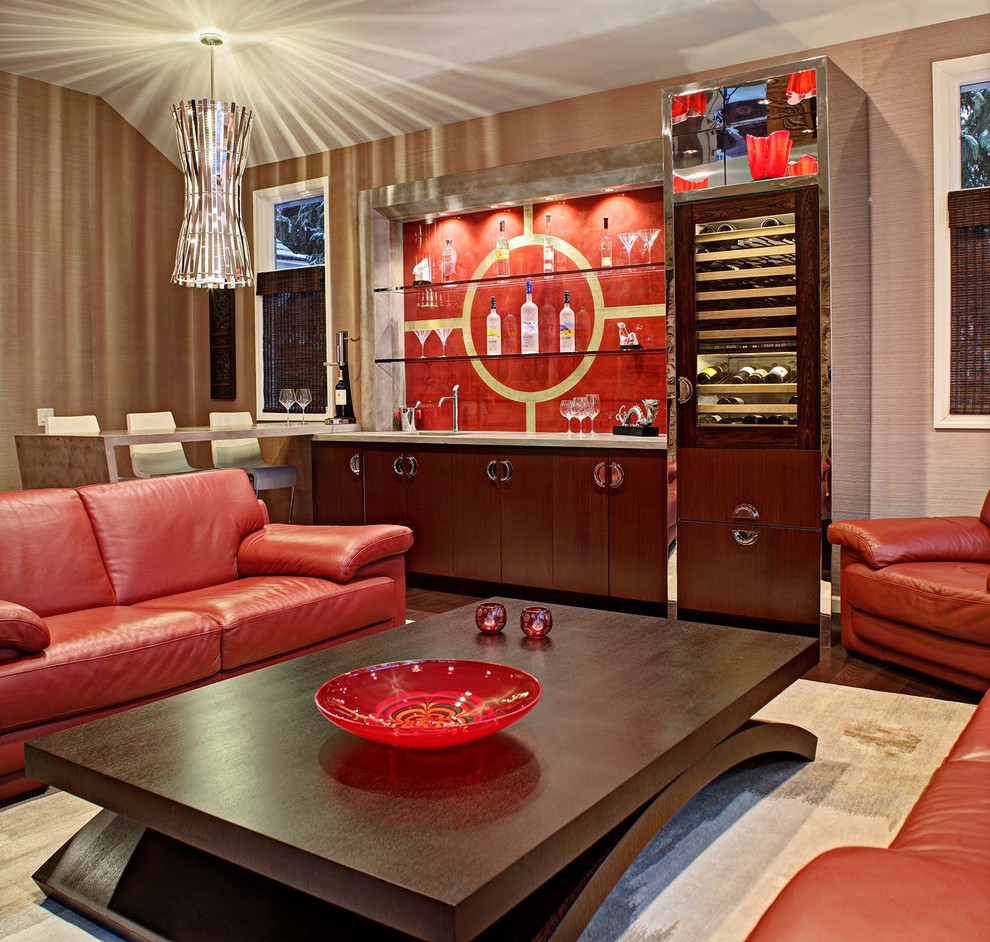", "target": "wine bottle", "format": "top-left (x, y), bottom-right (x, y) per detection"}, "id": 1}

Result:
top-left (486, 296), bottom-right (502, 355)
top-left (741, 413), bottom-right (760, 424)
top-left (717, 395), bottom-right (744, 405)
top-left (729, 366), bottom-right (756, 383)
top-left (543, 213), bottom-right (554, 273)
top-left (746, 367), bottom-right (769, 383)
top-left (441, 238), bottom-right (456, 282)
top-left (559, 291), bottom-right (575, 352)
top-left (520, 280), bottom-right (539, 354)
top-left (697, 362), bottom-right (729, 384)
top-left (699, 414), bottom-right (723, 424)
top-left (764, 363), bottom-right (789, 383)
top-left (495, 221), bottom-right (510, 277)
top-left (333, 332), bottom-right (355, 420)
top-left (600, 217), bottom-right (613, 268)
